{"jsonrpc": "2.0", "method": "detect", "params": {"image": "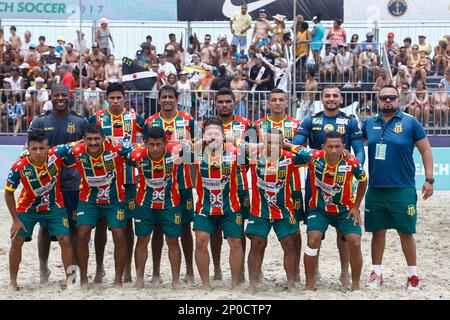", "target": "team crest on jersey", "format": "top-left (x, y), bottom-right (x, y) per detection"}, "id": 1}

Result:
top-left (289, 216), bottom-right (296, 225)
top-left (117, 209), bottom-right (125, 221)
top-left (176, 128), bottom-right (186, 140)
top-left (236, 213), bottom-right (243, 226)
top-left (67, 122), bottom-right (76, 134)
top-left (124, 121), bottom-right (132, 132)
top-left (324, 124), bottom-right (335, 132)
top-left (335, 174), bottom-right (345, 183)
top-left (337, 125), bottom-right (346, 134)
top-left (105, 160), bottom-right (115, 171)
top-left (279, 167), bottom-right (287, 178)
top-left (223, 165), bottom-right (231, 176)
top-left (48, 165), bottom-right (58, 176)
top-left (22, 169), bottom-right (33, 177)
top-left (285, 129), bottom-right (294, 139)
top-left (186, 199), bottom-right (193, 210)
top-left (407, 204), bottom-right (416, 216)
top-left (62, 217), bottom-right (69, 228)
top-left (174, 212), bottom-right (181, 225)
top-left (394, 122), bottom-right (403, 133)
top-left (166, 163), bottom-right (173, 174)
